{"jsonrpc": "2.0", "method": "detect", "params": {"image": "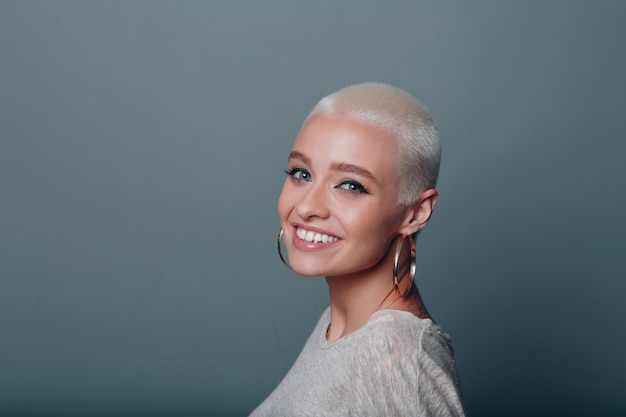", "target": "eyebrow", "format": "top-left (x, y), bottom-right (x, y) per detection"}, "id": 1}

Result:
top-left (288, 151), bottom-right (310, 166)
top-left (330, 162), bottom-right (378, 184)
top-left (288, 151), bottom-right (378, 184)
